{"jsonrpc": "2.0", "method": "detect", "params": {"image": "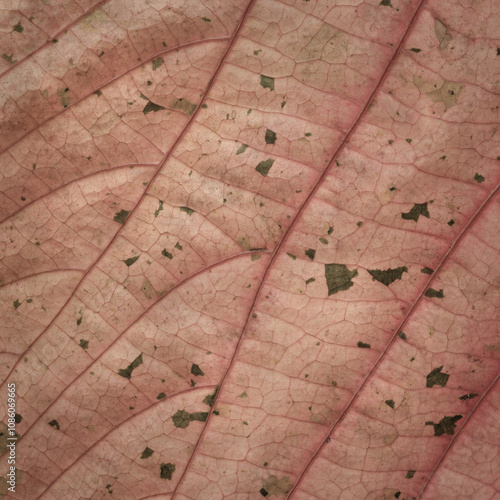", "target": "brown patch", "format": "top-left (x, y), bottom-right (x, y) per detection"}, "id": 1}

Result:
top-left (170, 98), bottom-right (197, 116)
